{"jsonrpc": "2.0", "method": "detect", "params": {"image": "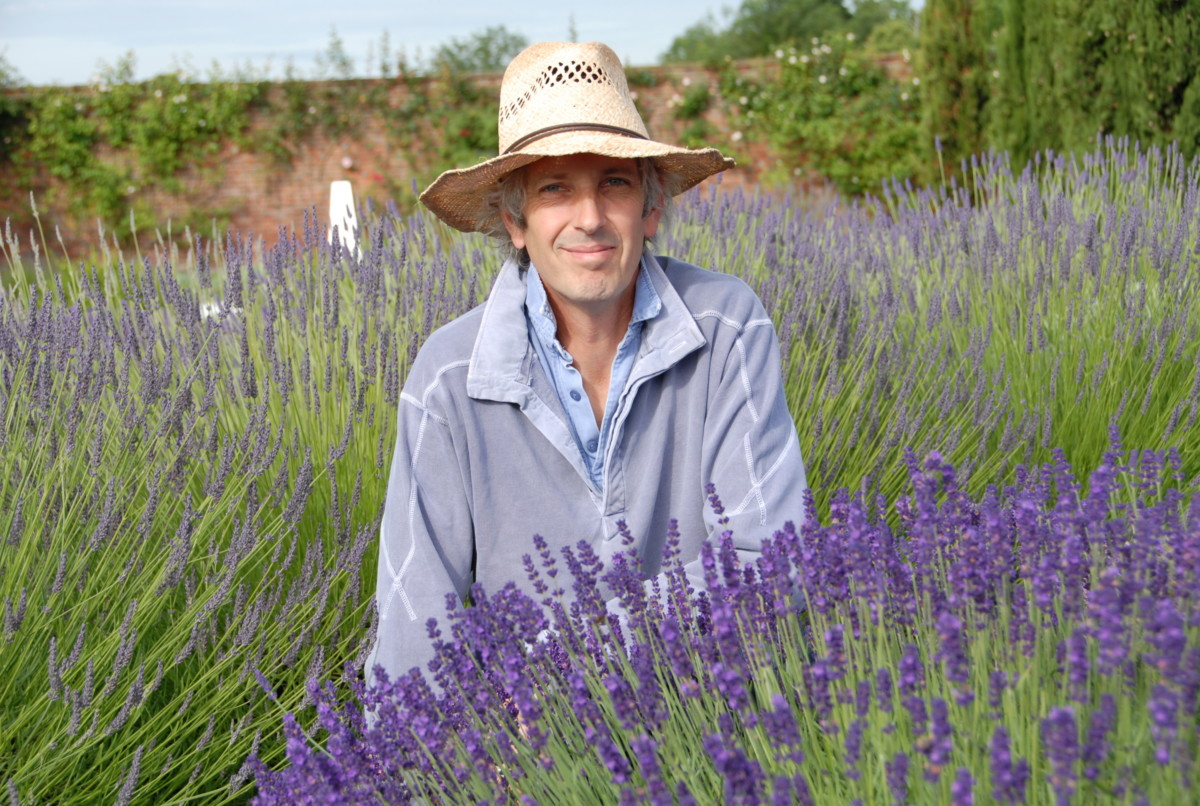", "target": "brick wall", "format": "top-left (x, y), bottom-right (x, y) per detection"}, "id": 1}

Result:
top-left (1, 64), bottom-right (781, 258)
